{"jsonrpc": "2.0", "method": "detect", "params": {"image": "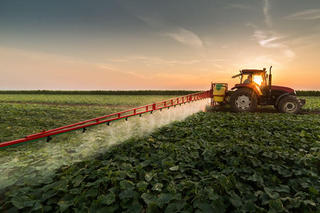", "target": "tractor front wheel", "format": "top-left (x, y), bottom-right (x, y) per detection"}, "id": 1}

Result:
top-left (278, 95), bottom-right (301, 114)
top-left (230, 88), bottom-right (258, 112)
